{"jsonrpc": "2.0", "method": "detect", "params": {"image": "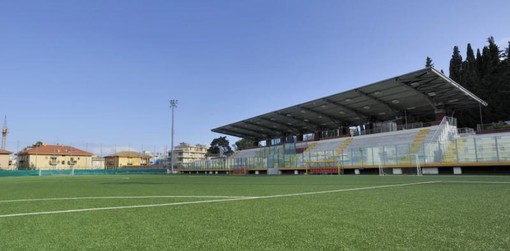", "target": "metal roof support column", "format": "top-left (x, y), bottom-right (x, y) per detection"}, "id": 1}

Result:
top-left (297, 133), bottom-right (304, 142)
top-left (479, 103), bottom-right (484, 131)
top-left (404, 110), bottom-right (408, 129)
